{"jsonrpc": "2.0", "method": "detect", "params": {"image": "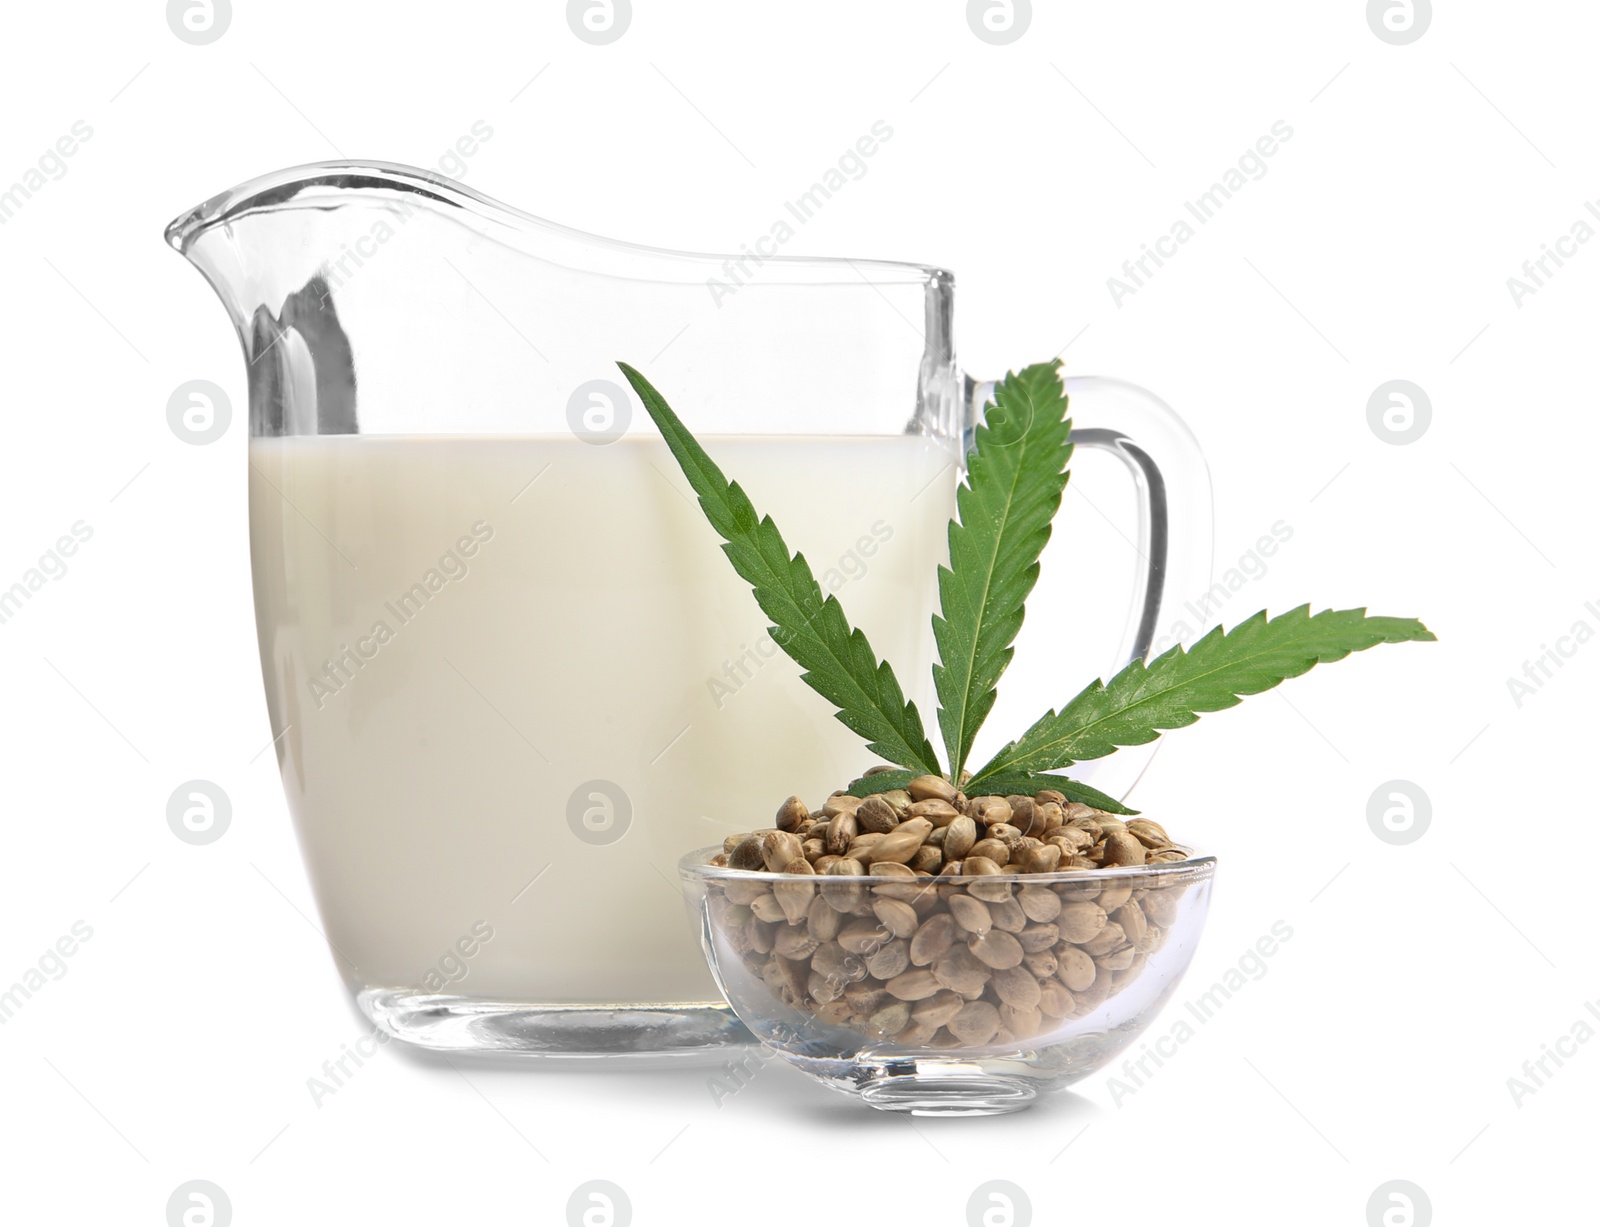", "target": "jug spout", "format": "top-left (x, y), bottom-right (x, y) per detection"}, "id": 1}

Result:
top-left (165, 166), bottom-right (444, 436)
top-left (166, 161), bottom-right (958, 442)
